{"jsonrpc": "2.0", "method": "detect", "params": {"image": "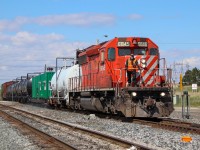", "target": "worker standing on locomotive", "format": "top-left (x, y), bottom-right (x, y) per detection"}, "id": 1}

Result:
top-left (125, 54), bottom-right (140, 87)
